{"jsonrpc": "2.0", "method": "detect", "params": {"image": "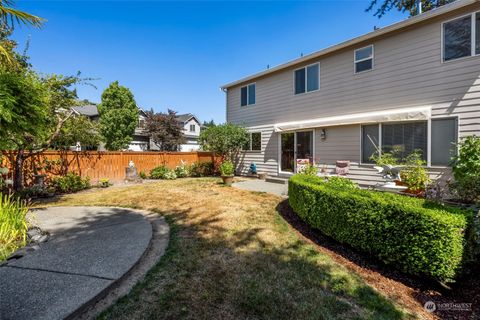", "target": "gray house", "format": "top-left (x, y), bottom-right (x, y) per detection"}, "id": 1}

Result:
top-left (222, 0), bottom-right (480, 186)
